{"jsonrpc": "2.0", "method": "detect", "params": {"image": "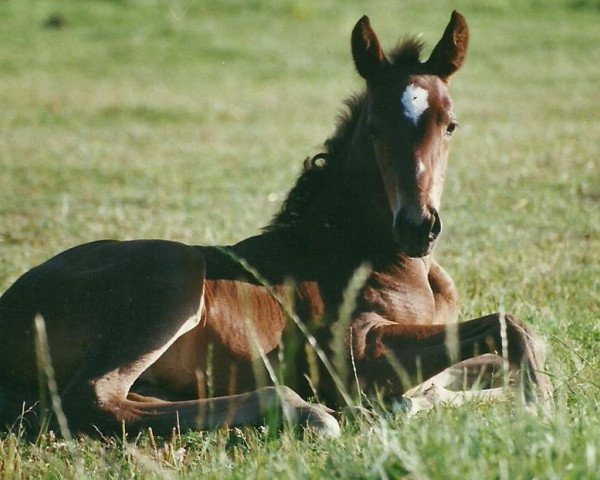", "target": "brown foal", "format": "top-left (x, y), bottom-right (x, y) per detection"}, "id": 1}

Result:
top-left (0, 11), bottom-right (551, 438)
